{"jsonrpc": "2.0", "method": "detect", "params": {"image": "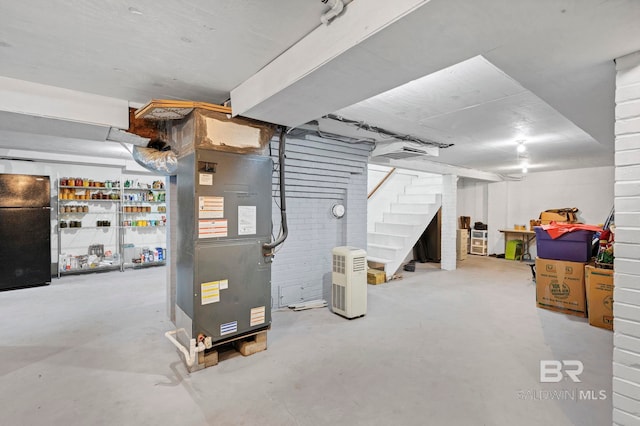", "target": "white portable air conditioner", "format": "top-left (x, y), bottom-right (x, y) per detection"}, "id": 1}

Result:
top-left (331, 246), bottom-right (367, 319)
